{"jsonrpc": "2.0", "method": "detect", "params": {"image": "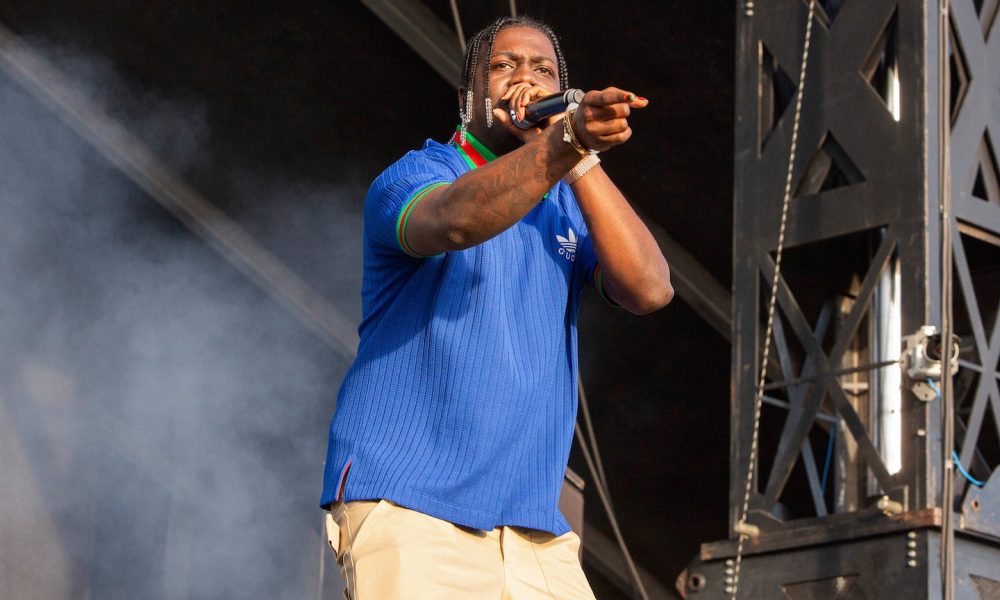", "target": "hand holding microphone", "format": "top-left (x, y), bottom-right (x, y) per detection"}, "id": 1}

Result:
top-left (496, 84), bottom-right (649, 152)
top-left (510, 89), bottom-right (585, 129)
